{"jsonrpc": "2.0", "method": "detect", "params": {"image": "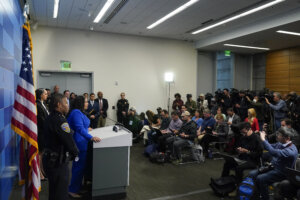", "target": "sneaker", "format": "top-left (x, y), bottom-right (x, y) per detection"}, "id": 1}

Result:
top-left (172, 159), bottom-right (183, 165)
top-left (68, 192), bottom-right (82, 199)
